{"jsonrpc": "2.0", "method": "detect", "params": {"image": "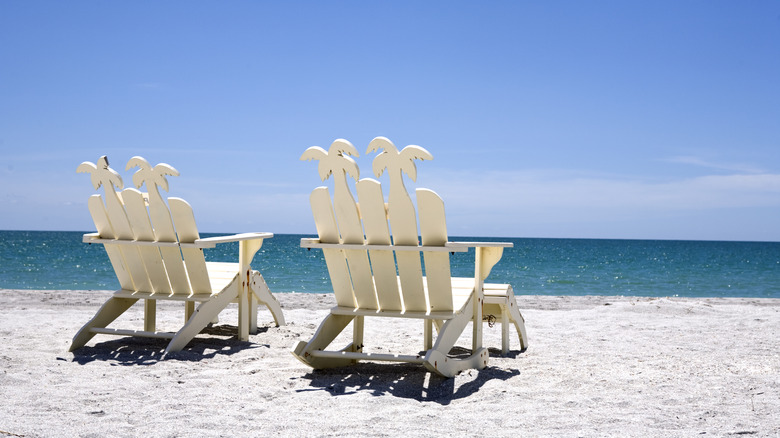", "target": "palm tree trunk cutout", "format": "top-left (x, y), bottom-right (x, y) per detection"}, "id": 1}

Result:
top-left (300, 139), bottom-right (361, 243)
top-left (126, 156), bottom-right (179, 245)
top-left (367, 137), bottom-right (433, 311)
top-left (302, 139), bottom-right (374, 309)
top-left (77, 156), bottom-right (150, 291)
top-left (126, 157), bottom-right (190, 295)
top-left (77, 156), bottom-right (126, 238)
top-left (366, 137), bottom-right (433, 246)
